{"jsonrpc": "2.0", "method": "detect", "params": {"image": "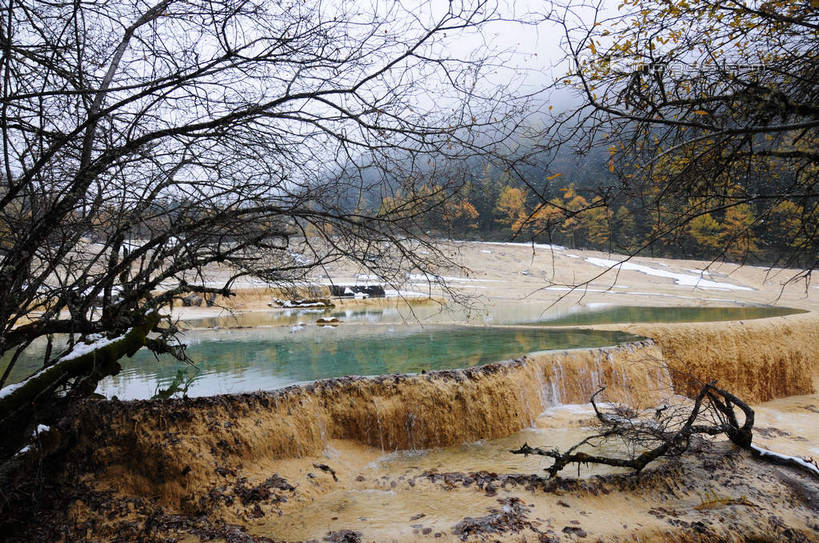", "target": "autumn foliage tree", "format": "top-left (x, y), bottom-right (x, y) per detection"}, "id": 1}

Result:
top-left (533, 0), bottom-right (818, 275)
